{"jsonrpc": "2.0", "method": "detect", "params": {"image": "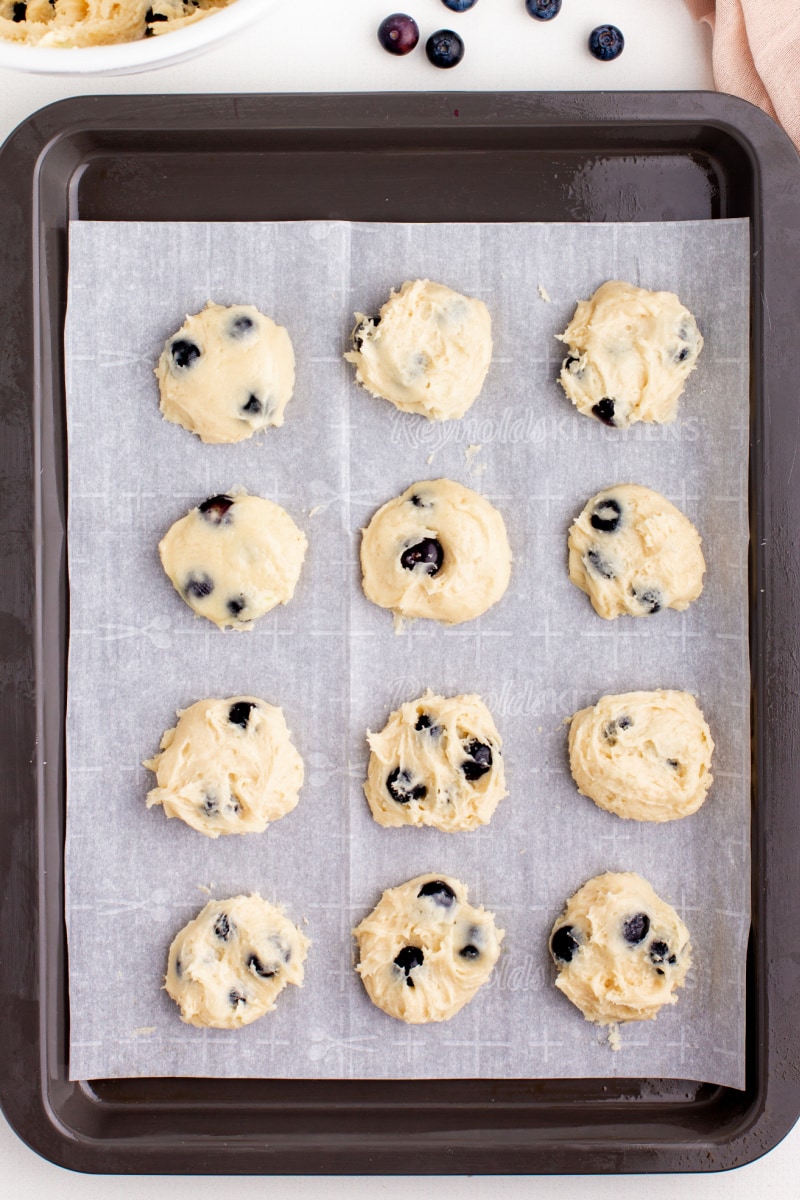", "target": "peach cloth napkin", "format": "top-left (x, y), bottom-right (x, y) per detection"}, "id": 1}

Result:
top-left (685, 0), bottom-right (800, 152)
